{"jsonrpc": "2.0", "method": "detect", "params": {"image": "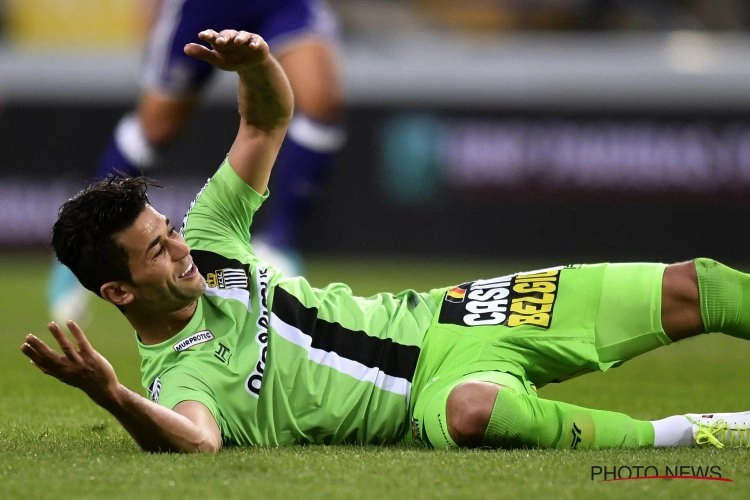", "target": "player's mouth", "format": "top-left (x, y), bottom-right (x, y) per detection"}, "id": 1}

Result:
top-left (179, 261), bottom-right (198, 279)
